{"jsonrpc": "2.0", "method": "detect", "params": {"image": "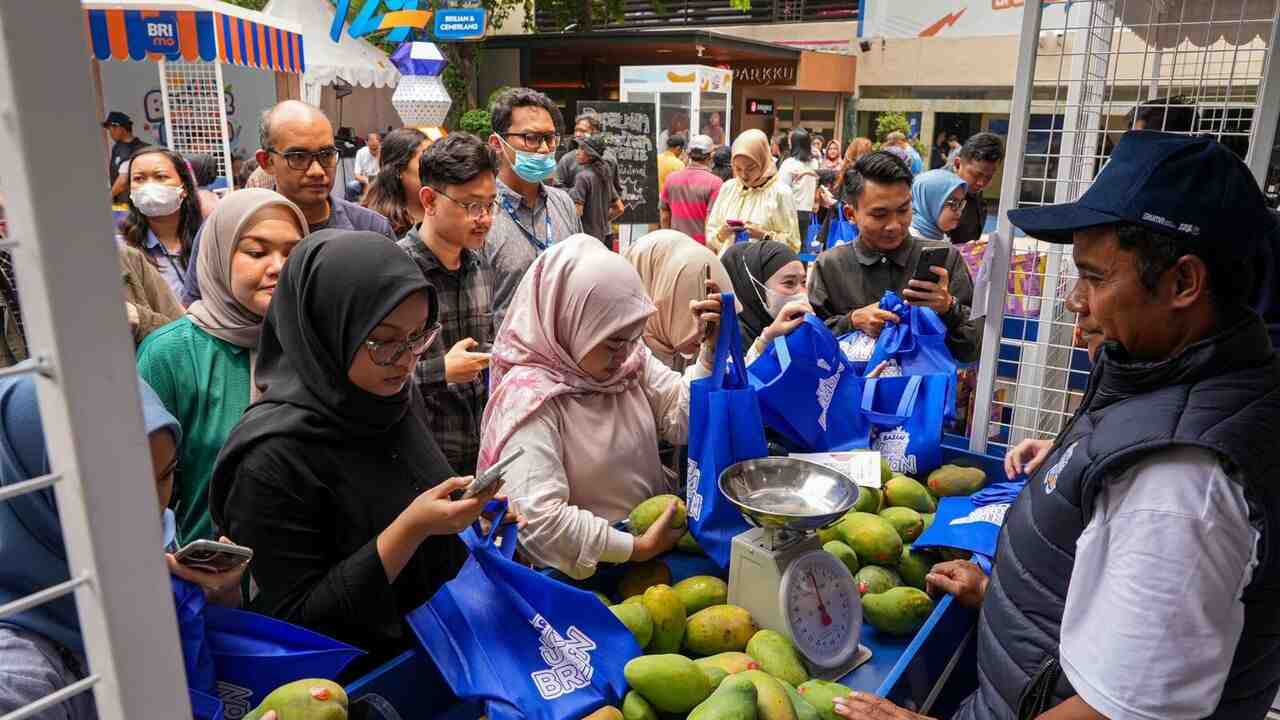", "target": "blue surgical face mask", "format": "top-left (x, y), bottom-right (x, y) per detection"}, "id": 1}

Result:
top-left (499, 135), bottom-right (556, 183)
